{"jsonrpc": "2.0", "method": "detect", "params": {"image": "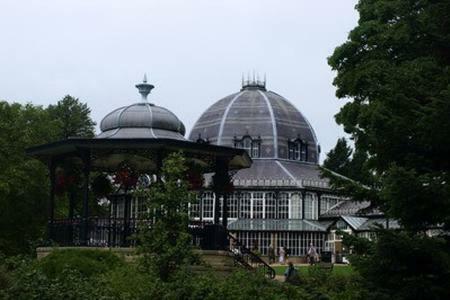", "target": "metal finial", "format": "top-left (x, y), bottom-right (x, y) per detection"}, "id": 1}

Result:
top-left (135, 74), bottom-right (155, 102)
